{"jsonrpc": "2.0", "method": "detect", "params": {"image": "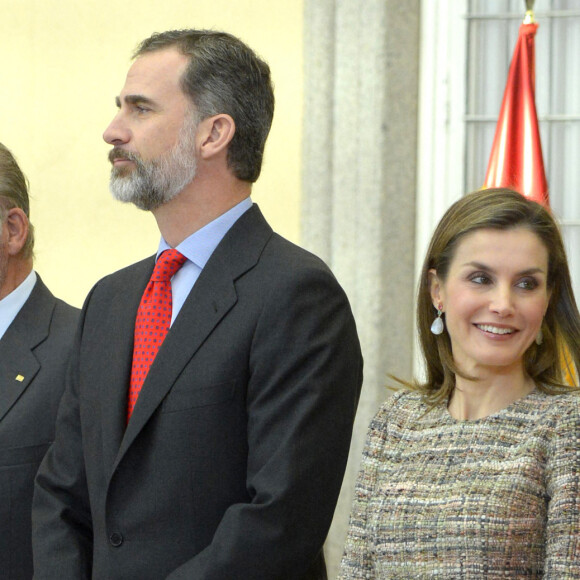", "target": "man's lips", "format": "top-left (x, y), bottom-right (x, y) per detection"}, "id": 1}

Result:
top-left (108, 148), bottom-right (138, 165)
